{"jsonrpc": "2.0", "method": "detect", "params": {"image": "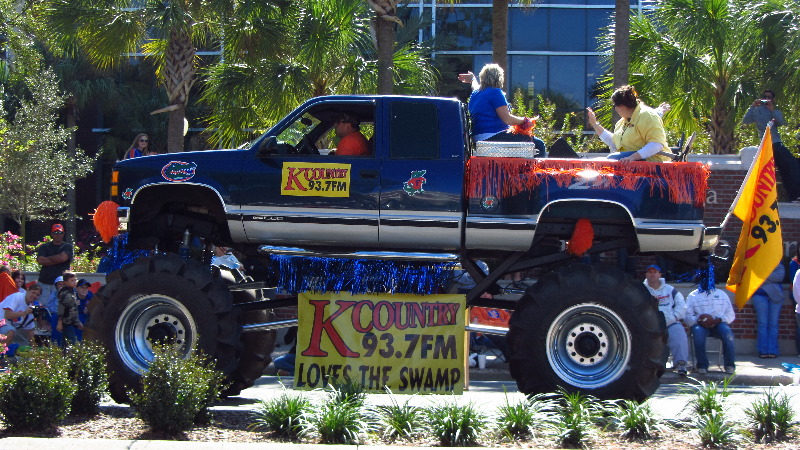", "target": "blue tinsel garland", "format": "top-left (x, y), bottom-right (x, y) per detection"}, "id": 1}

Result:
top-left (97, 233), bottom-right (151, 274)
top-left (272, 255), bottom-right (458, 295)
